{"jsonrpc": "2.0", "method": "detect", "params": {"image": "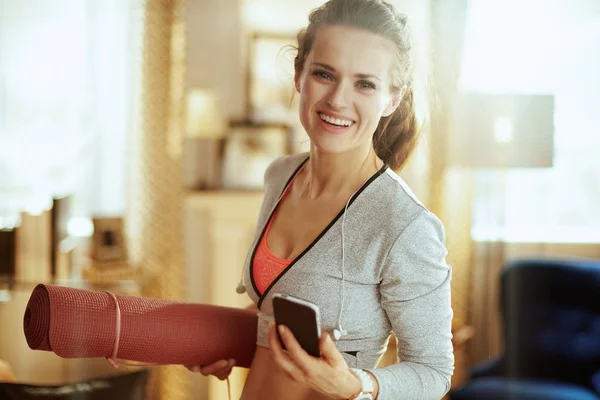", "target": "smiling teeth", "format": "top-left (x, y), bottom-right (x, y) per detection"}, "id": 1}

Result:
top-left (319, 113), bottom-right (353, 127)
